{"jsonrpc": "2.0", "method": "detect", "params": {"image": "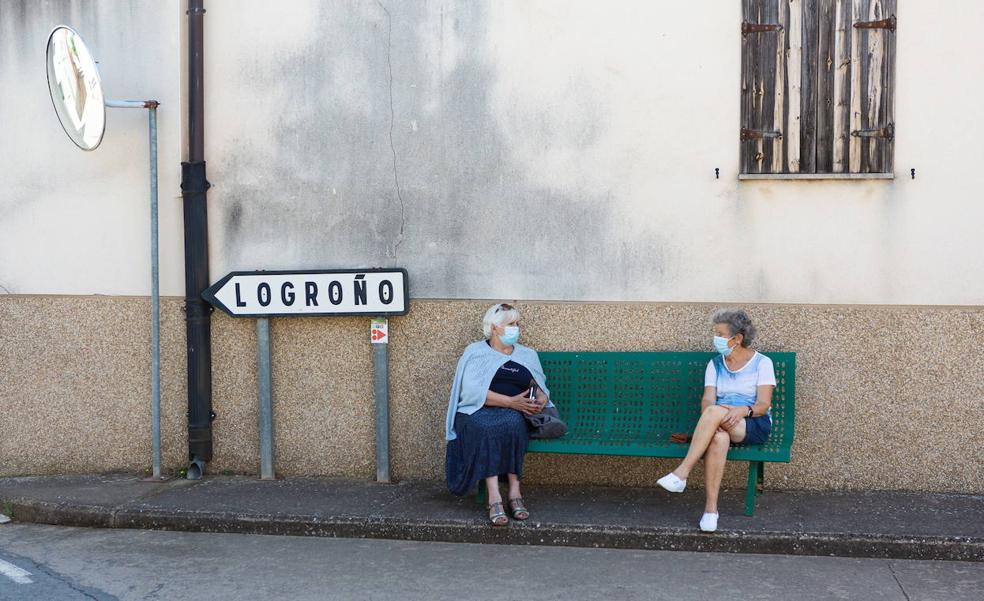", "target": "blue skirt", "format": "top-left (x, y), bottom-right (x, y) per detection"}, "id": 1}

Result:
top-left (445, 407), bottom-right (529, 496)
